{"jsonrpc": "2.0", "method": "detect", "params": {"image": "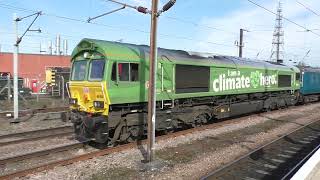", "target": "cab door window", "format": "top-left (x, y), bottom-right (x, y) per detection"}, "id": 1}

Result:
top-left (130, 63), bottom-right (139, 81)
top-left (111, 62), bottom-right (139, 82)
top-left (118, 63), bottom-right (130, 81)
